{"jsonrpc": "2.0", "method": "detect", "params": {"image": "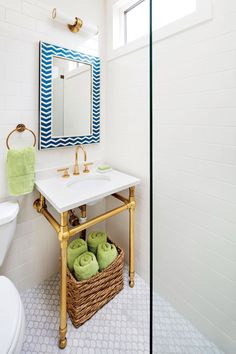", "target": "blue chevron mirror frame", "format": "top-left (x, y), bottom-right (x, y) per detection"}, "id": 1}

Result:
top-left (39, 41), bottom-right (100, 149)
